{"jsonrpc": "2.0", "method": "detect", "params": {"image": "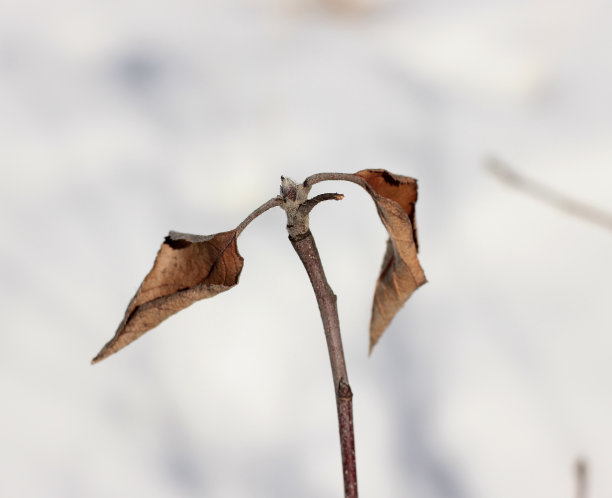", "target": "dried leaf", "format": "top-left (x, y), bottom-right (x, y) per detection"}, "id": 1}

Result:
top-left (92, 230), bottom-right (243, 363)
top-left (354, 169), bottom-right (426, 352)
